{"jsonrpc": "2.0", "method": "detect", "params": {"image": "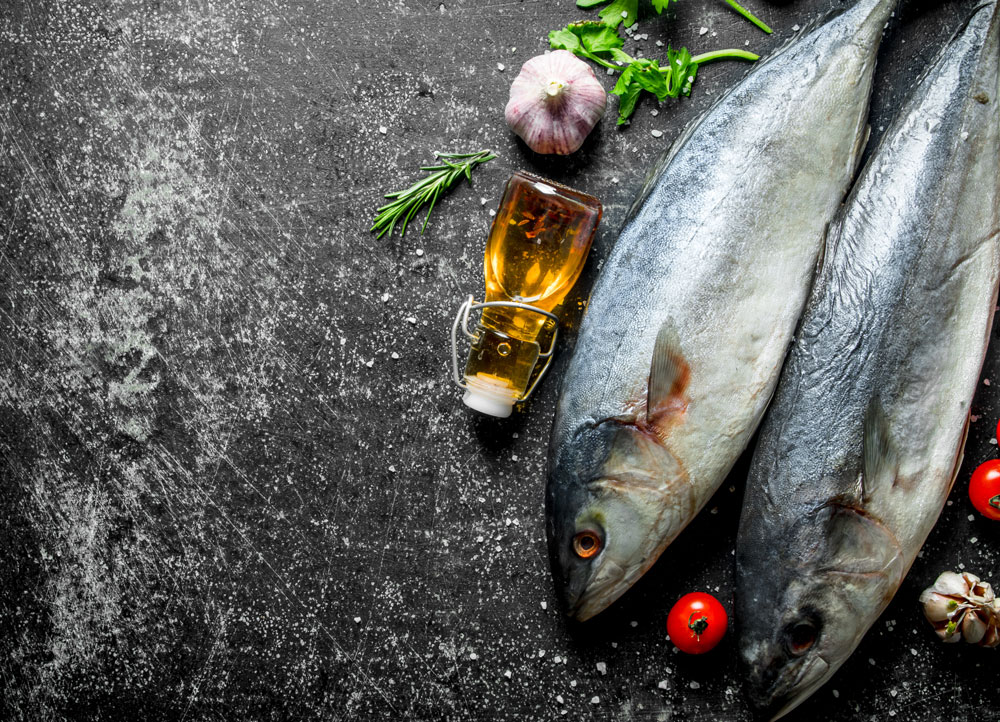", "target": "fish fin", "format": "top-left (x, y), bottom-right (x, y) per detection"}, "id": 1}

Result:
top-left (862, 398), bottom-right (898, 499)
top-left (647, 320), bottom-right (687, 423)
top-left (849, 123), bottom-right (872, 179)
